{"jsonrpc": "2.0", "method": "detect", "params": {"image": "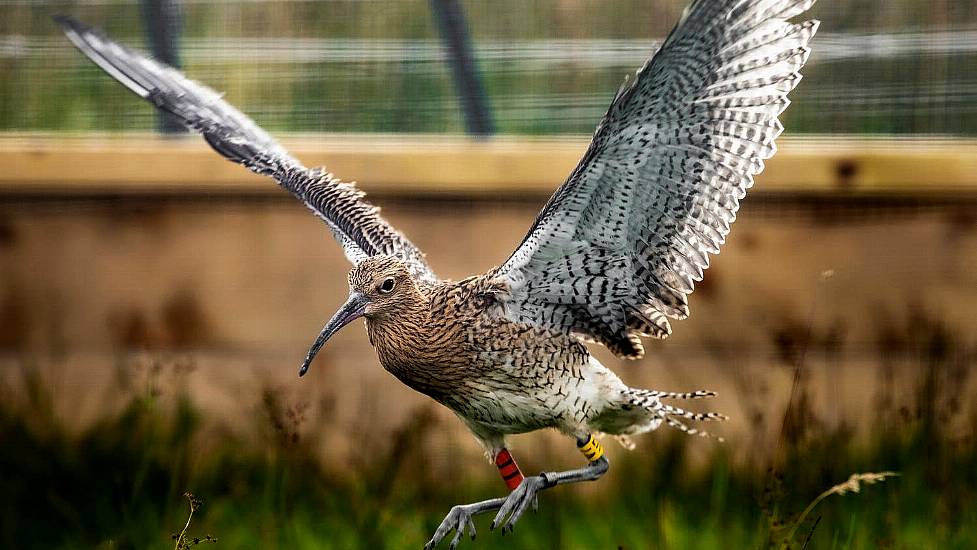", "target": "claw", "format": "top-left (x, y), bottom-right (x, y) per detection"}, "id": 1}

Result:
top-left (491, 475), bottom-right (545, 534)
top-left (426, 505), bottom-right (469, 549)
top-left (427, 502), bottom-right (488, 549)
top-left (449, 524), bottom-right (463, 550)
top-left (426, 475), bottom-right (551, 547)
